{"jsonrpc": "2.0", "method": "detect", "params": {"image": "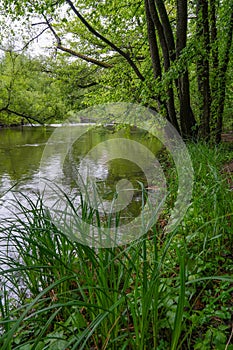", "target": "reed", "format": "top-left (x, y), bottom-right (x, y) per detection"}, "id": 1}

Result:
top-left (0, 142), bottom-right (232, 349)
